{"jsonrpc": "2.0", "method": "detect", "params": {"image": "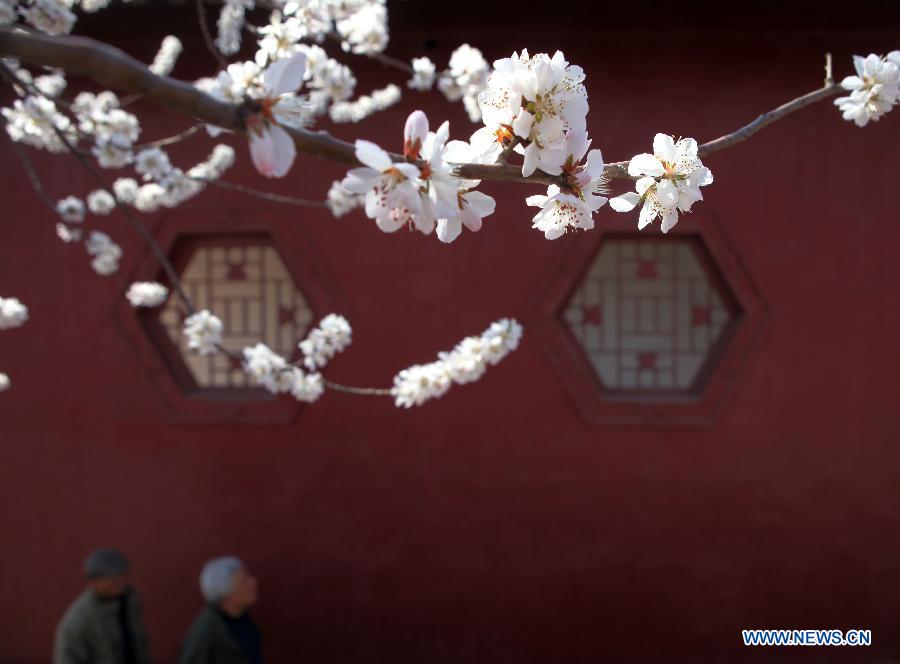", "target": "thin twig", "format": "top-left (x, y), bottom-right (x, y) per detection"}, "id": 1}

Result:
top-left (195, 0), bottom-right (228, 70)
top-left (135, 123), bottom-right (202, 150)
top-left (326, 32), bottom-right (413, 74)
top-left (825, 52), bottom-right (834, 86)
top-left (3, 125), bottom-right (59, 213)
top-left (193, 177), bottom-right (329, 207)
top-left (697, 83), bottom-right (842, 157)
top-left (323, 380), bottom-right (392, 396)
